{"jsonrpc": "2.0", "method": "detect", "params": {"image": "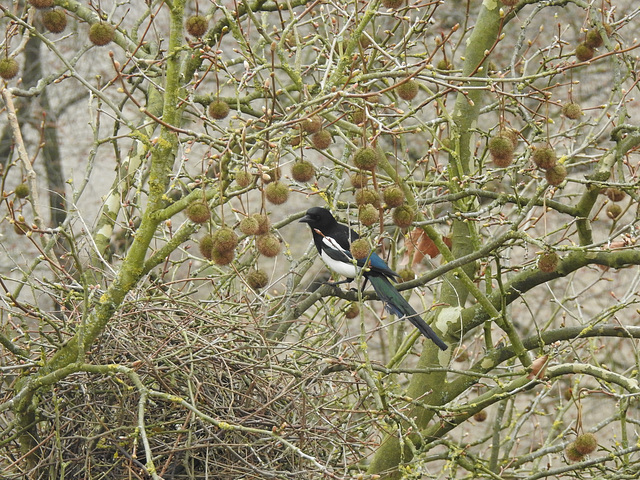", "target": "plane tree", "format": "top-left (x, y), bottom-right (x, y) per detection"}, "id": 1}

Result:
top-left (0, 0), bottom-right (639, 478)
